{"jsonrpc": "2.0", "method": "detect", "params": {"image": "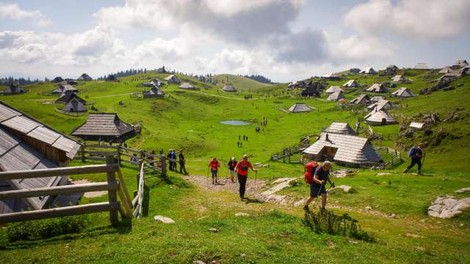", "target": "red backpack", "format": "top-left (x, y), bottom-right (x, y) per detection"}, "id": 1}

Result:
top-left (304, 161), bottom-right (318, 184)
